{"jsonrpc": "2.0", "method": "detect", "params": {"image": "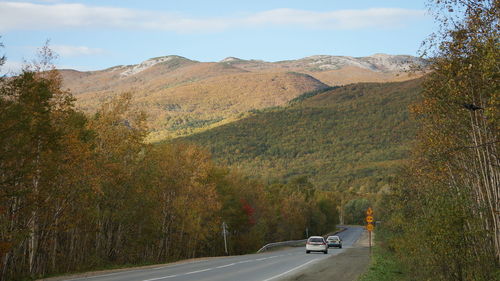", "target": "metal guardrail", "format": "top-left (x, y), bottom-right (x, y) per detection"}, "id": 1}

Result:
top-left (256, 227), bottom-right (348, 253)
top-left (256, 239), bottom-right (307, 253)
